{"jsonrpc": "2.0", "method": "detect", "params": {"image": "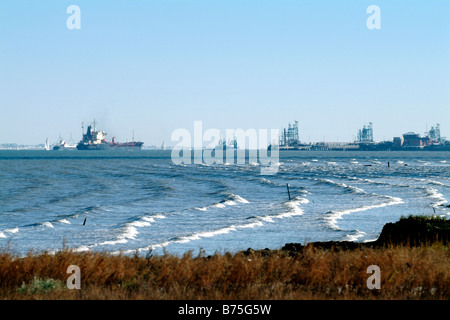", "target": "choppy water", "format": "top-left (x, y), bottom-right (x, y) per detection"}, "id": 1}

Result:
top-left (0, 150), bottom-right (449, 256)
